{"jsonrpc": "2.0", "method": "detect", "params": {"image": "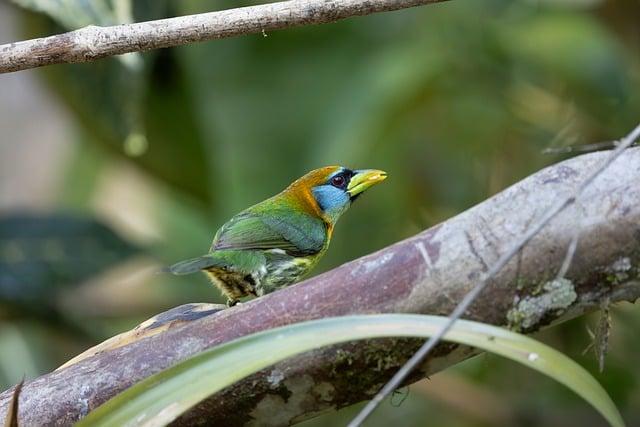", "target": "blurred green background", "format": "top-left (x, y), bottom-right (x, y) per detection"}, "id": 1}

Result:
top-left (1, 0), bottom-right (639, 425)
